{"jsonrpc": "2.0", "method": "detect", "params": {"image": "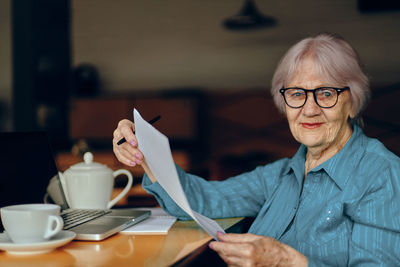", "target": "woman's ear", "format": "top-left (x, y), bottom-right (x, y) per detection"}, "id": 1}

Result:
top-left (349, 102), bottom-right (357, 120)
top-left (348, 92), bottom-right (357, 120)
